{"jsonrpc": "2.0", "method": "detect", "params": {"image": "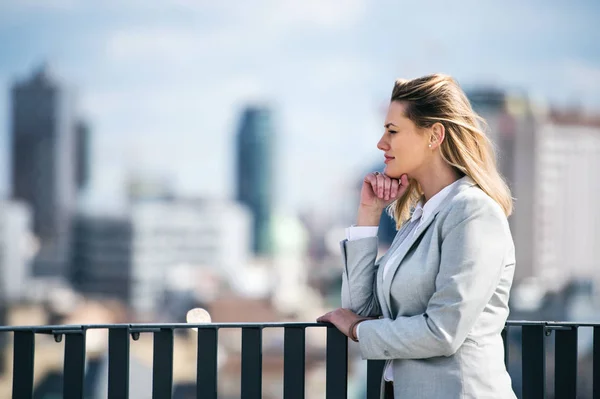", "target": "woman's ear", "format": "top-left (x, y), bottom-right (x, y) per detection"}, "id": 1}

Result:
top-left (429, 122), bottom-right (445, 149)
